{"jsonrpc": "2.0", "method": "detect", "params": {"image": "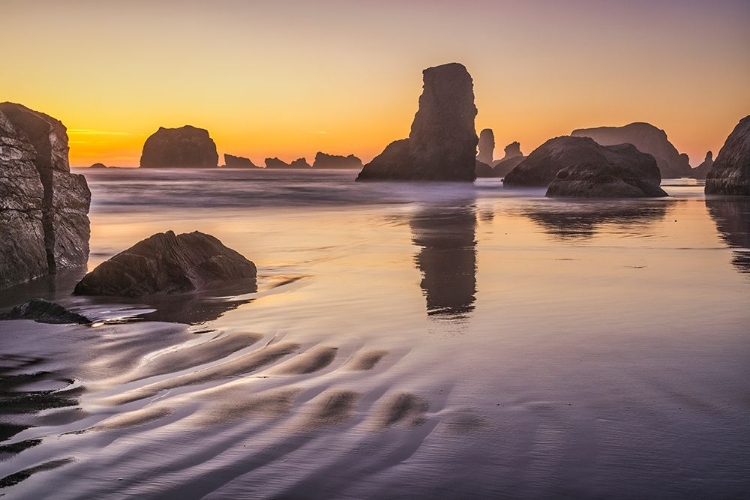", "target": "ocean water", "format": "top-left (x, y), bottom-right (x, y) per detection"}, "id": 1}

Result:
top-left (0, 169), bottom-right (748, 499)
